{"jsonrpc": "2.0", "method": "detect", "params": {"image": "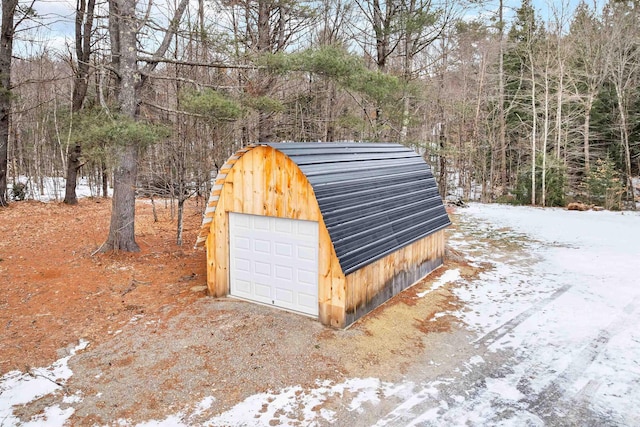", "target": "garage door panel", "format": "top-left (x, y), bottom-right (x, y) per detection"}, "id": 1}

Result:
top-left (297, 246), bottom-right (315, 261)
top-left (297, 269), bottom-right (316, 286)
top-left (236, 258), bottom-right (250, 272)
top-left (234, 236), bottom-right (250, 250)
top-left (275, 242), bottom-right (292, 257)
top-left (254, 215), bottom-right (271, 230)
top-left (275, 287), bottom-right (294, 303)
top-left (254, 261), bottom-right (271, 277)
top-left (297, 293), bottom-right (316, 310)
top-left (275, 265), bottom-right (293, 280)
top-left (254, 282), bottom-right (272, 299)
top-left (274, 220), bottom-right (292, 234)
top-left (229, 213), bottom-right (319, 317)
top-left (234, 214), bottom-right (251, 228)
top-left (254, 239), bottom-right (271, 254)
top-left (234, 279), bottom-right (252, 295)
top-left (297, 221), bottom-right (317, 236)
